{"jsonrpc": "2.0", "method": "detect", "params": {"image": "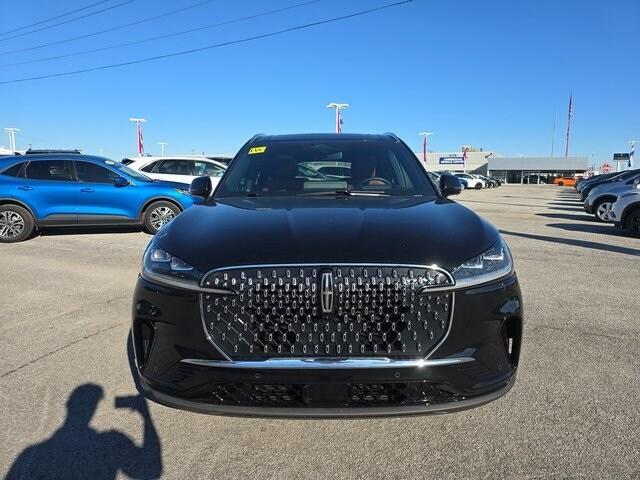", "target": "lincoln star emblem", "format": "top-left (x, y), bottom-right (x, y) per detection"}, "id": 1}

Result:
top-left (320, 272), bottom-right (334, 313)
